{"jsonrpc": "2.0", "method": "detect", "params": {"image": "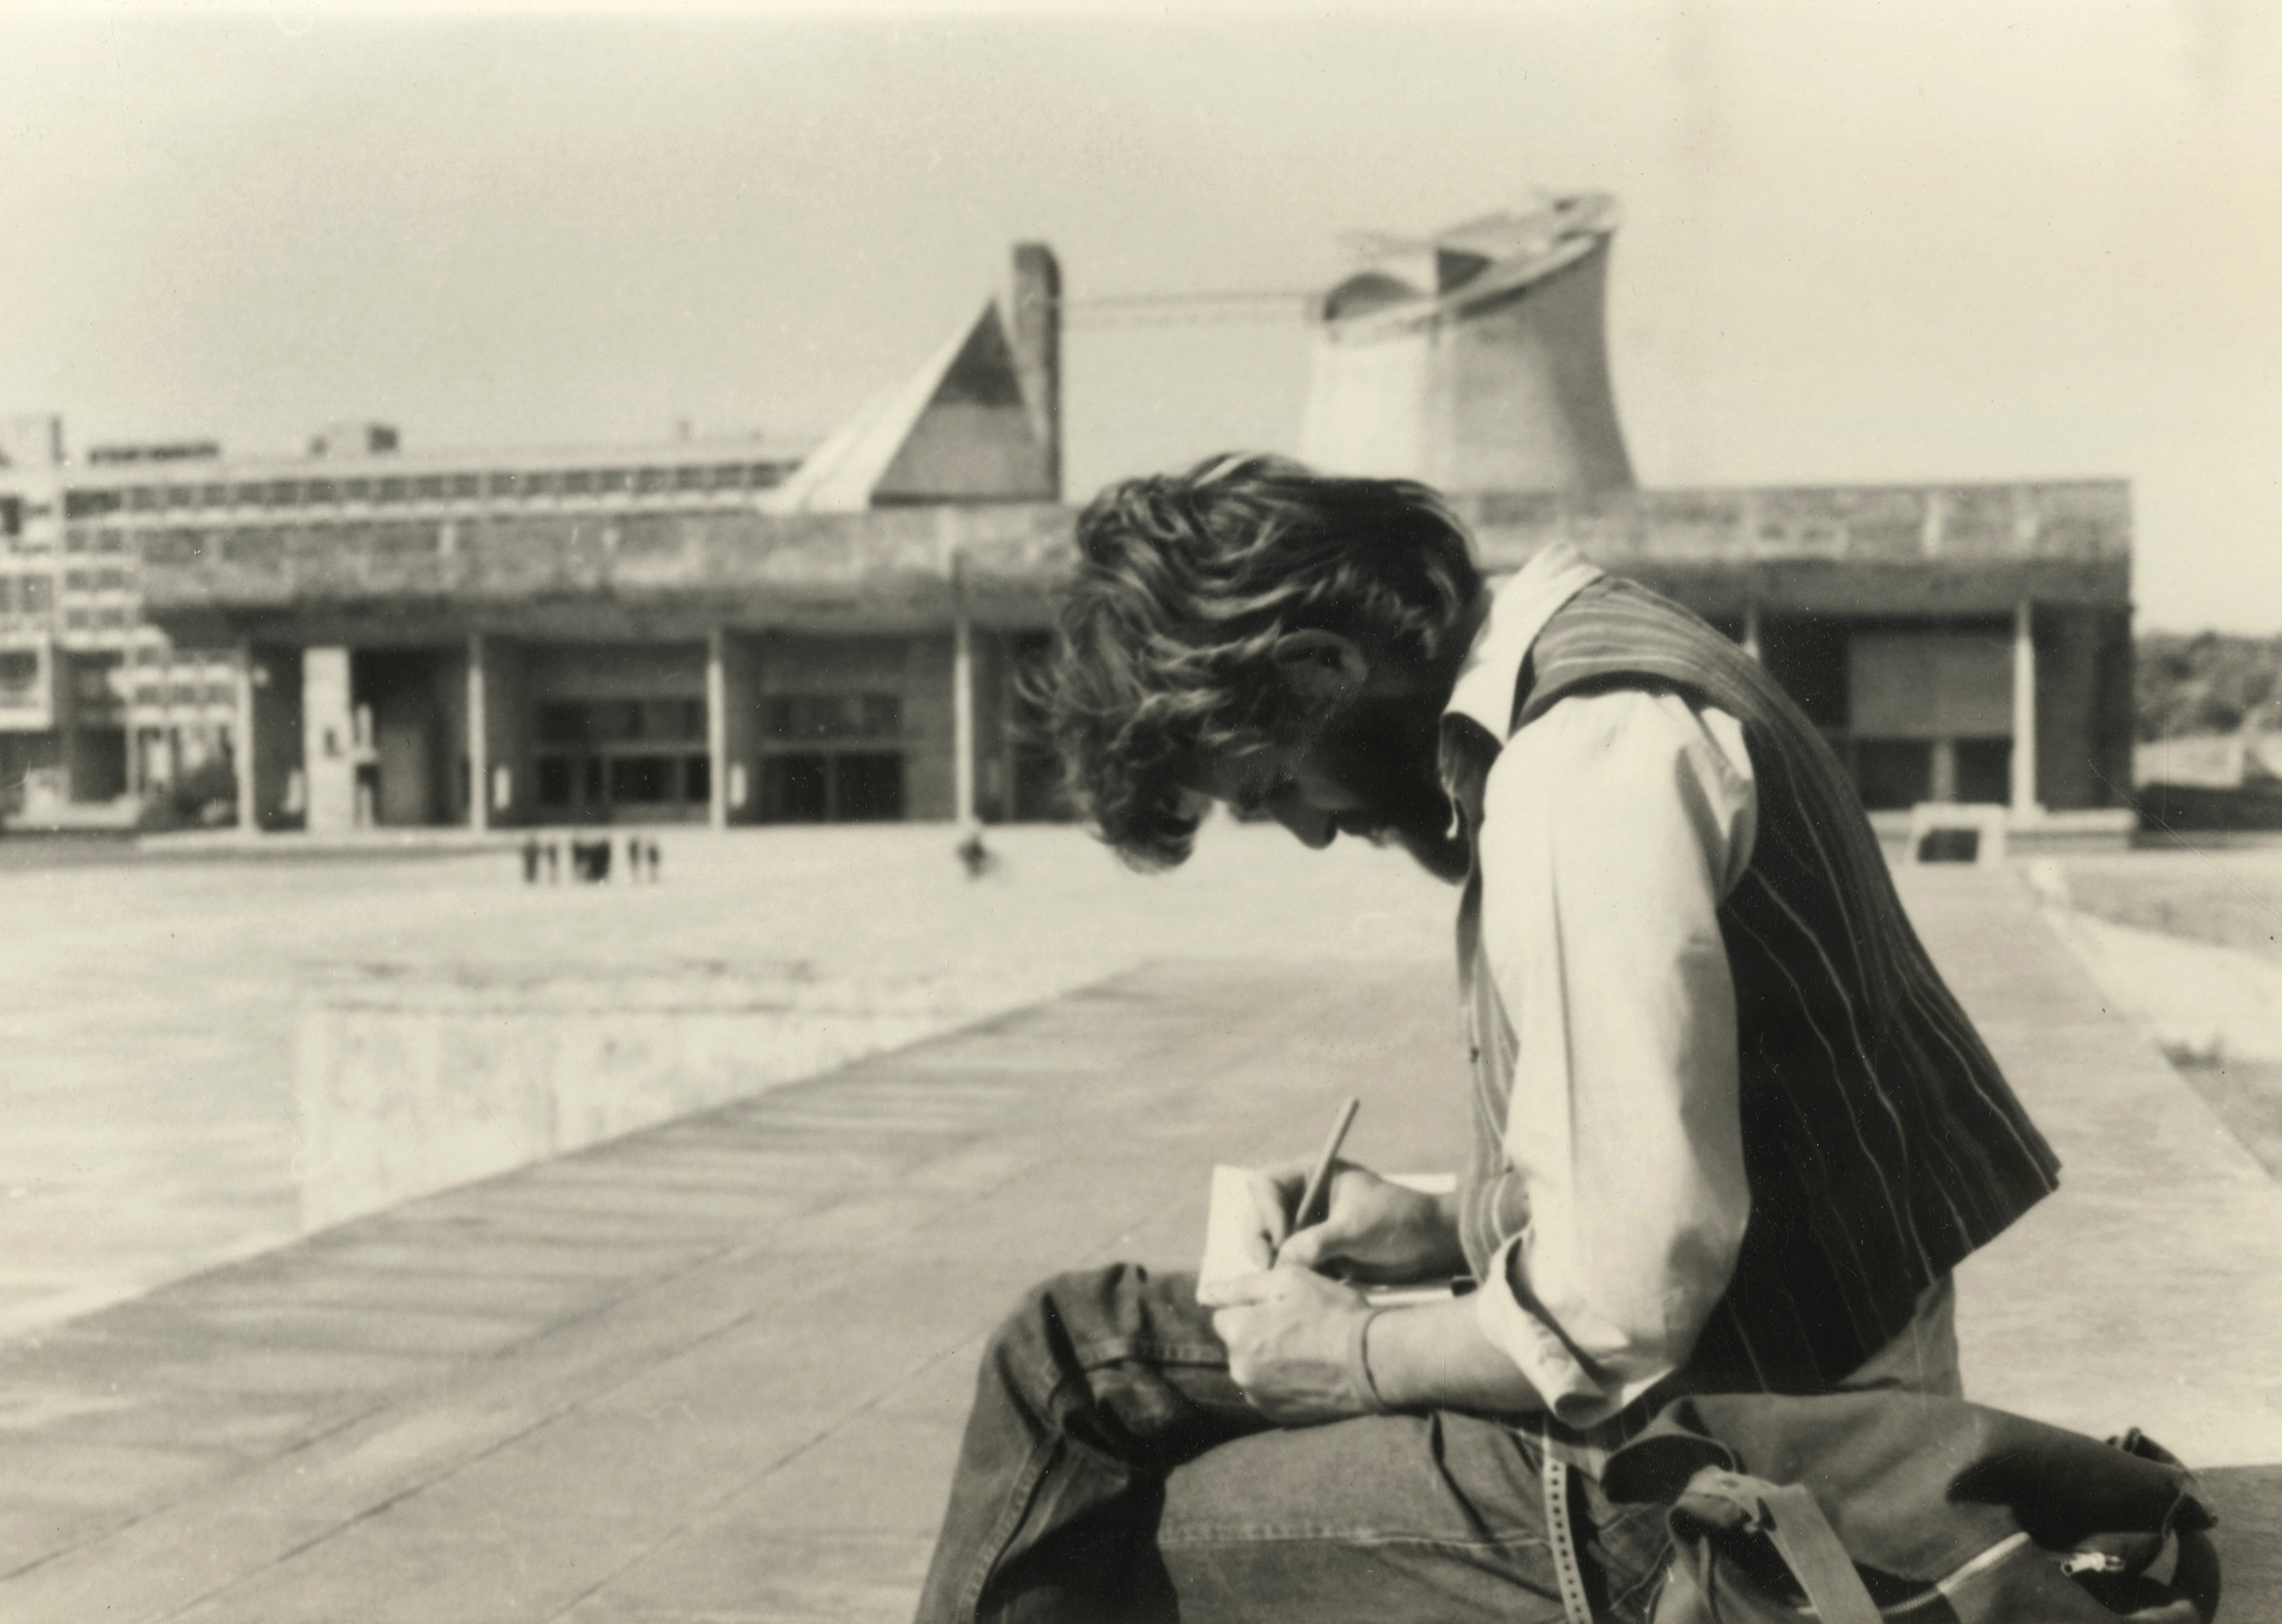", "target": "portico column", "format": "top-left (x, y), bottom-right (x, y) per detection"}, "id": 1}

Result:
top-left (2010, 600), bottom-right (2039, 815)
top-left (952, 556), bottom-right (977, 830)
top-left (706, 626), bottom-right (729, 830)
top-left (466, 632), bottom-right (489, 833)
top-left (235, 642), bottom-right (258, 834)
